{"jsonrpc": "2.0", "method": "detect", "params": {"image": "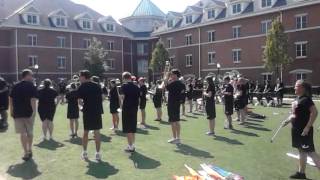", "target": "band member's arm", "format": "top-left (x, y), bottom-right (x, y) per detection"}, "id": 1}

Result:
top-left (203, 91), bottom-right (212, 98)
top-left (302, 105), bottom-right (318, 136)
top-left (9, 97), bottom-right (14, 118)
top-left (31, 97), bottom-right (37, 118)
